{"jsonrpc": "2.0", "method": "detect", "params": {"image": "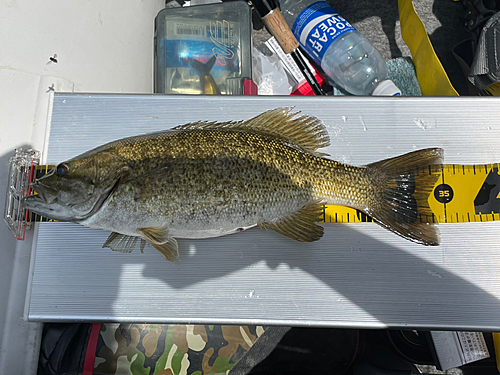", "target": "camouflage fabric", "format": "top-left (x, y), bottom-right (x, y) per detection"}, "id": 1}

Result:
top-left (93, 324), bottom-right (265, 375)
